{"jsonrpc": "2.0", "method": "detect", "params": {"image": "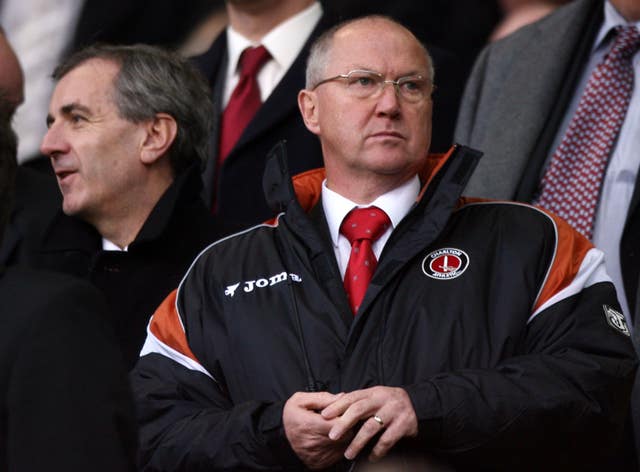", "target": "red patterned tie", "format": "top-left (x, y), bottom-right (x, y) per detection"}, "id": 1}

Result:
top-left (340, 207), bottom-right (391, 314)
top-left (534, 26), bottom-right (640, 238)
top-left (218, 45), bottom-right (271, 163)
